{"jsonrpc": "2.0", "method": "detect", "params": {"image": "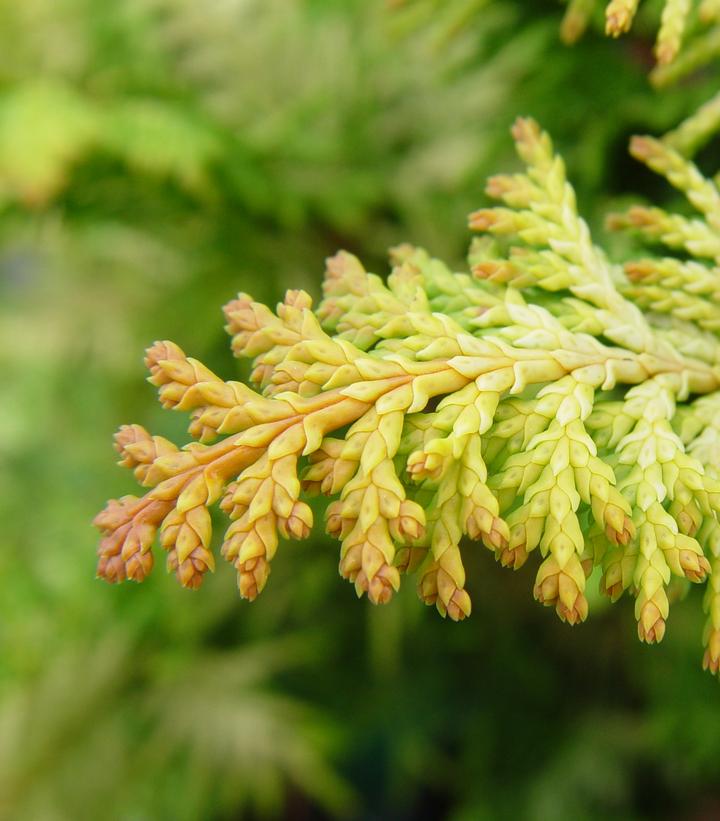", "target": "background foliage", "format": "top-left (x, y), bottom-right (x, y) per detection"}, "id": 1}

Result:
top-left (3, 0), bottom-right (720, 818)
